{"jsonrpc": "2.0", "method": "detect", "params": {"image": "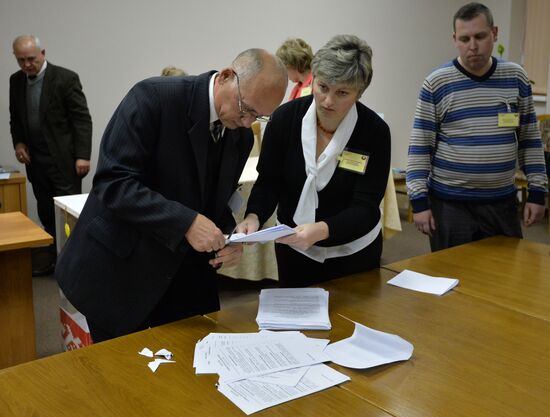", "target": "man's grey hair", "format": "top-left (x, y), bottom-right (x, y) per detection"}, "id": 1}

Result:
top-left (13, 34), bottom-right (42, 51)
top-left (453, 2), bottom-right (494, 32)
top-left (232, 48), bottom-right (286, 82)
top-left (311, 34), bottom-right (373, 96)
